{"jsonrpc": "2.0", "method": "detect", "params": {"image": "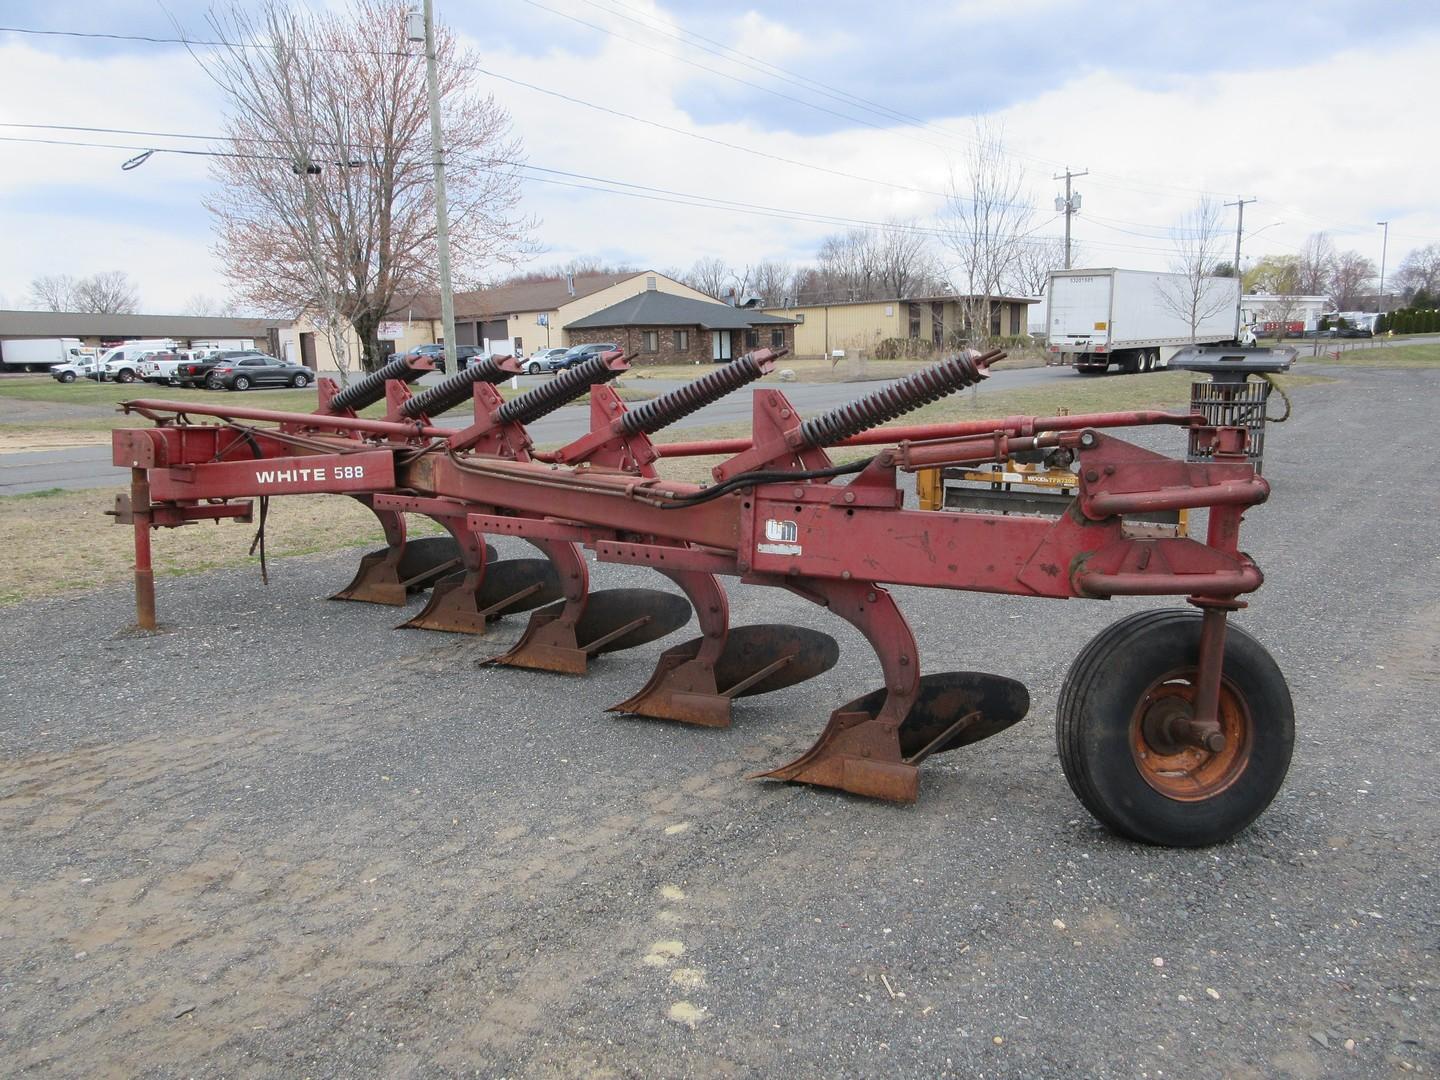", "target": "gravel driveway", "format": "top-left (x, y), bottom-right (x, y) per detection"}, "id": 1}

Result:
top-left (0, 365), bottom-right (1435, 1077)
